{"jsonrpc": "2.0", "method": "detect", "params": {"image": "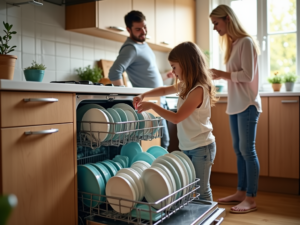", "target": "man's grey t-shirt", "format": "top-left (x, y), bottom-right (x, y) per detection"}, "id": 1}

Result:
top-left (108, 37), bottom-right (164, 91)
